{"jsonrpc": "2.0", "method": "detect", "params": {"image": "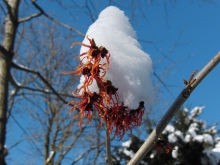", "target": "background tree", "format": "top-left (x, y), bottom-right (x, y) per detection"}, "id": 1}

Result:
top-left (114, 106), bottom-right (220, 165)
